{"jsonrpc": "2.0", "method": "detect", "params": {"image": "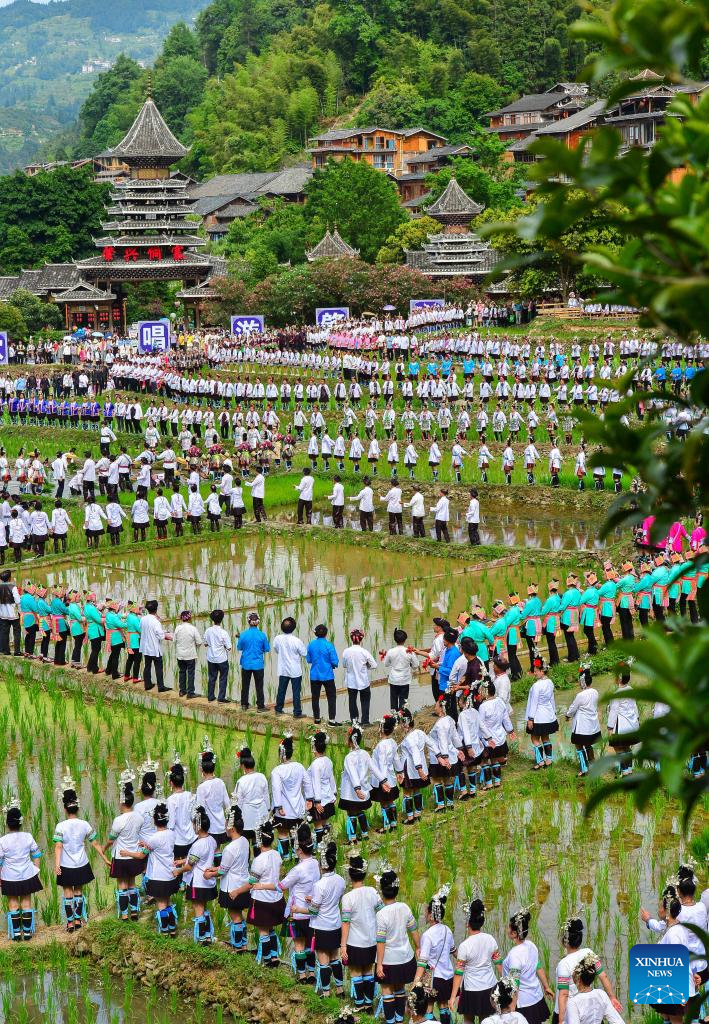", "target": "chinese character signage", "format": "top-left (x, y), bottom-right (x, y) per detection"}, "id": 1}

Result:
top-left (0, 332), bottom-right (8, 366)
top-left (315, 307), bottom-right (350, 327)
top-left (230, 315), bottom-right (265, 336)
top-left (137, 321), bottom-right (171, 354)
top-left (410, 298), bottom-right (444, 311)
